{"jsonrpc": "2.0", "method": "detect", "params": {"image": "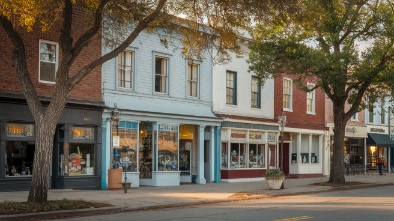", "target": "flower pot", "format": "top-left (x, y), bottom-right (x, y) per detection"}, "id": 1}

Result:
top-left (265, 176), bottom-right (285, 190)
